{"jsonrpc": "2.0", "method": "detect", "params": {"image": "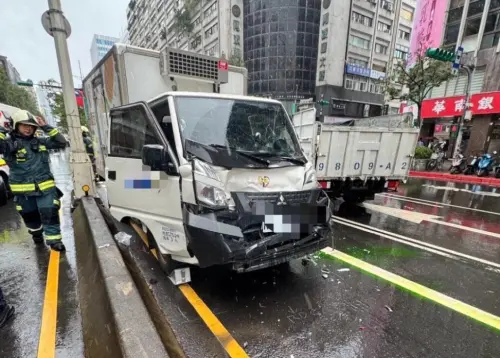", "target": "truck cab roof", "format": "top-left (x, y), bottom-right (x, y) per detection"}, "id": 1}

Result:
top-left (148, 92), bottom-right (283, 105)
